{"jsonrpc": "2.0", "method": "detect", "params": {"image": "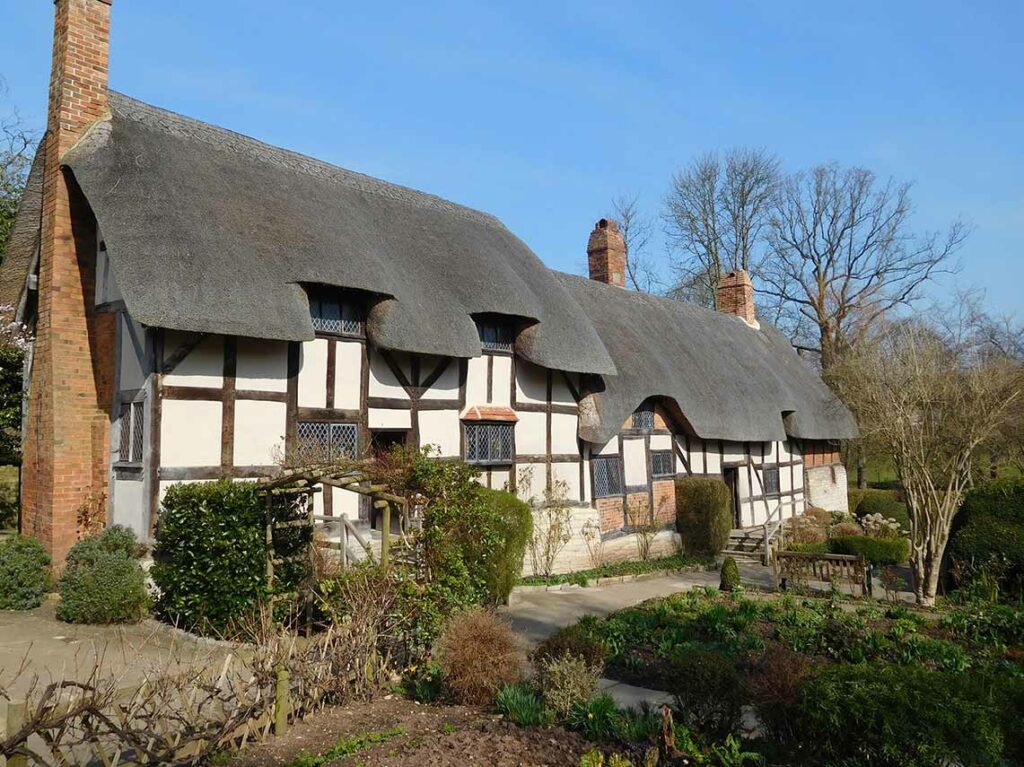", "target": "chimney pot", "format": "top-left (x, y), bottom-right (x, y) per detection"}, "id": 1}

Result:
top-left (716, 269), bottom-right (757, 326)
top-left (587, 218), bottom-right (626, 288)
